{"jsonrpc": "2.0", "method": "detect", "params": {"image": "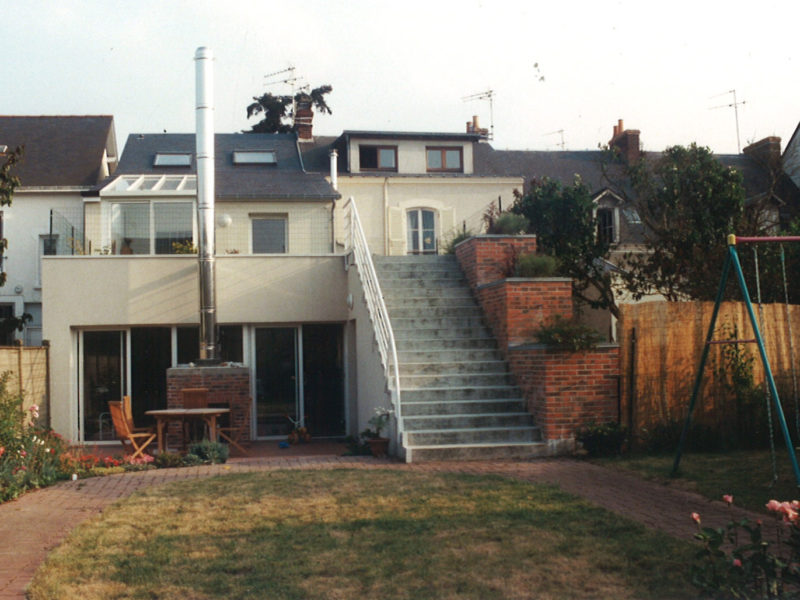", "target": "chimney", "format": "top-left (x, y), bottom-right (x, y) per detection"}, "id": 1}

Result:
top-left (609, 119), bottom-right (640, 164)
top-left (195, 46), bottom-right (218, 362)
top-left (743, 136), bottom-right (782, 170)
top-left (329, 149), bottom-right (338, 191)
top-left (295, 98), bottom-right (314, 142)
